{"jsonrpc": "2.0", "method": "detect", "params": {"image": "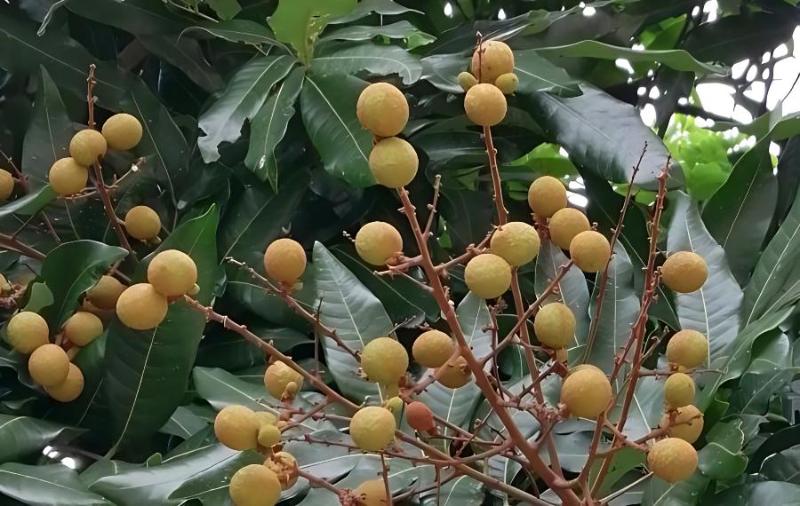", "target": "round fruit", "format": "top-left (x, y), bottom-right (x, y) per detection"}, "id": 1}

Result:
top-left (350, 406), bottom-right (396, 451)
top-left (405, 401), bottom-right (435, 433)
top-left (62, 311), bottom-right (103, 346)
top-left (355, 222), bottom-right (403, 266)
top-left (115, 283), bottom-right (169, 330)
top-left (548, 208), bottom-right (591, 250)
top-left (560, 366), bottom-right (612, 419)
top-left (264, 361), bottom-right (304, 399)
top-left (29, 344), bottom-right (70, 387)
top-left (215, 405), bottom-right (259, 450)
top-left (49, 157), bottom-right (88, 196)
top-left (264, 451), bottom-right (298, 489)
top-left (229, 464), bottom-right (281, 506)
top-left (471, 40), bottom-right (515, 83)
top-left (495, 72), bottom-right (519, 94)
top-left (45, 363), bottom-right (84, 402)
top-left (102, 113), bottom-right (143, 151)
top-left (412, 330), bottom-right (455, 368)
top-left (661, 251), bottom-right (708, 293)
top-left (369, 137), bottom-right (418, 188)
top-left (664, 373), bottom-right (695, 409)
top-left (354, 478), bottom-right (389, 506)
top-left (666, 330), bottom-right (708, 369)
top-left (385, 396), bottom-right (403, 414)
top-left (534, 302), bottom-right (576, 349)
top-left (361, 337), bottom-right (408, 385)
top-left (124, 206), bottom-right (161, 241)
top-left (528, 176), bottom-right (567, 218)
top-left (86, 275), bottom-right (126, 310)
top-left (258, 424), bottom-right (282, 448)
top-left (437, 355), bottom-right (472, 389)
top-left (7, 311), bottom-right (49, 354)
top-left (69, 129), bottom-right (107, 166)
top-left (254, 411), bottom-right (278, 427)
top-left (464, 83), bottom-right (507, 126)
top-left (464, 253), bottom-right (511, 299)
top-left (490, 221), bottom-right (540, 267)
top-left (0, 169), bottom-right (14, 200)
top-left (264, 238), bottom-right (306, 285)
top-left (457, 71), bottom-right (478, 92)
top-left (147, 249), bottom-right (198, 297)
top-left (356, 83), bottom-right (408, 138)
top-left (569, 231), bottom-right (611, 273)
top-left (647, 438), bottom-right (698, 483)
top-left (660, 405), bottom-right (704, 444)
